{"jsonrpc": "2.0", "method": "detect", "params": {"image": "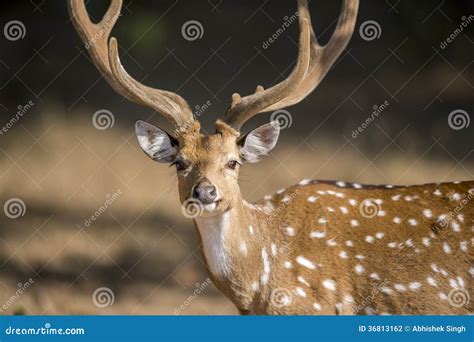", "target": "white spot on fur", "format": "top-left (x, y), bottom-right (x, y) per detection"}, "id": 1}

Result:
top-left (339, 251), bottom-right (348, 259)
top-left (393, 217), bottom-right (402, 224)
top-left (387, 242), bottom-right (397, 248)
top-left (340, 206), bottom-right (349, 214)
top-left (271, 243), bottom-right (277, 257)
top-left (394, 284), bottom-right (406, 292)
top-left (354, 264), bottom-right (365, 274)
top-left (307, 196), bottom-right (318, 203)
top-left (299, 178), bottom-right (311, 185)
top-left (409, 282), bottom-right (422, 291)
top-left (261, 248), bottom-right (270, 285)
top-left (284, 226), bottom-right (296, 236)
top-left (296, 256), bottom-right (317, 270)
top-left (423, 209), bottom-right (432, 218)
top-left (350, 219), bottom-right (359, 227)
top-left (349, 199), bottom-right (357, 206)
top-left (391, 194), bottom-right (401, 201)
top-left (426, 277), bottom-right (437, 287)
top-left (239, 241), bottom-right (248, 256)
top-left (249, 225), bottom-right (254, 235)
top-left (442, 242), bottom-right (451, 254)
top-left (297, 276), bottom-right (310, 287)
top-left (375, 232), bottom-right (385, 239)
top-left (318, 218), bottom-right (328, 224)
top-left (313, 302), bottom-right (321, 311)
top-left (322, 279), bottom-right (336, 291)
top-left (295, 287), bottom-right (307, 297)
top-left (451, 220), bottom-right (461, 232)
top-left (344, 295), bottom-right (354, 303)
top-left (408, 218), bottom-right (418, 226)
top-left (310, 231), bottom-right (326, 239)
top-left (326, 238), bottom-right (337, 247)
top-left (355, 254), bottom-right (365, 260)
top-left (353, 183), bottom-right (362, 189)
top-left (251, 282), bottom-right (259, 291)
top-left (336, 181), bottom-right (346, 187)
top-left (365, 236), bottom-right (374, 243)
top-left (284, 261), bottom-right (292, 269)
top-left (422, 237), bottom-right (430, 247)
top-left (345, 240), bottom-right (354, 247)
top-left (460, 241), bottom-right (467, 252)
top-left (369, 273), bottom-right (380, 280)
top-left (433, 189), bottom-right (442, 196)
top-left (439, 292), bottom-right (448, 300)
